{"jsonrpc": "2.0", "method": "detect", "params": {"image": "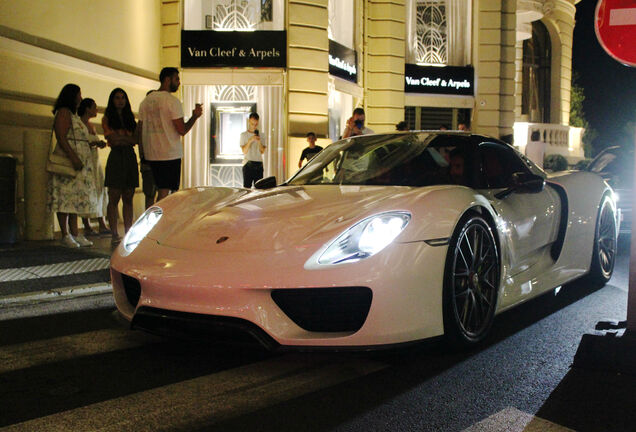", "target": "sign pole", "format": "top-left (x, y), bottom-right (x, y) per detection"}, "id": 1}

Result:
top-left (629, 124), bottom-right (636, 331)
